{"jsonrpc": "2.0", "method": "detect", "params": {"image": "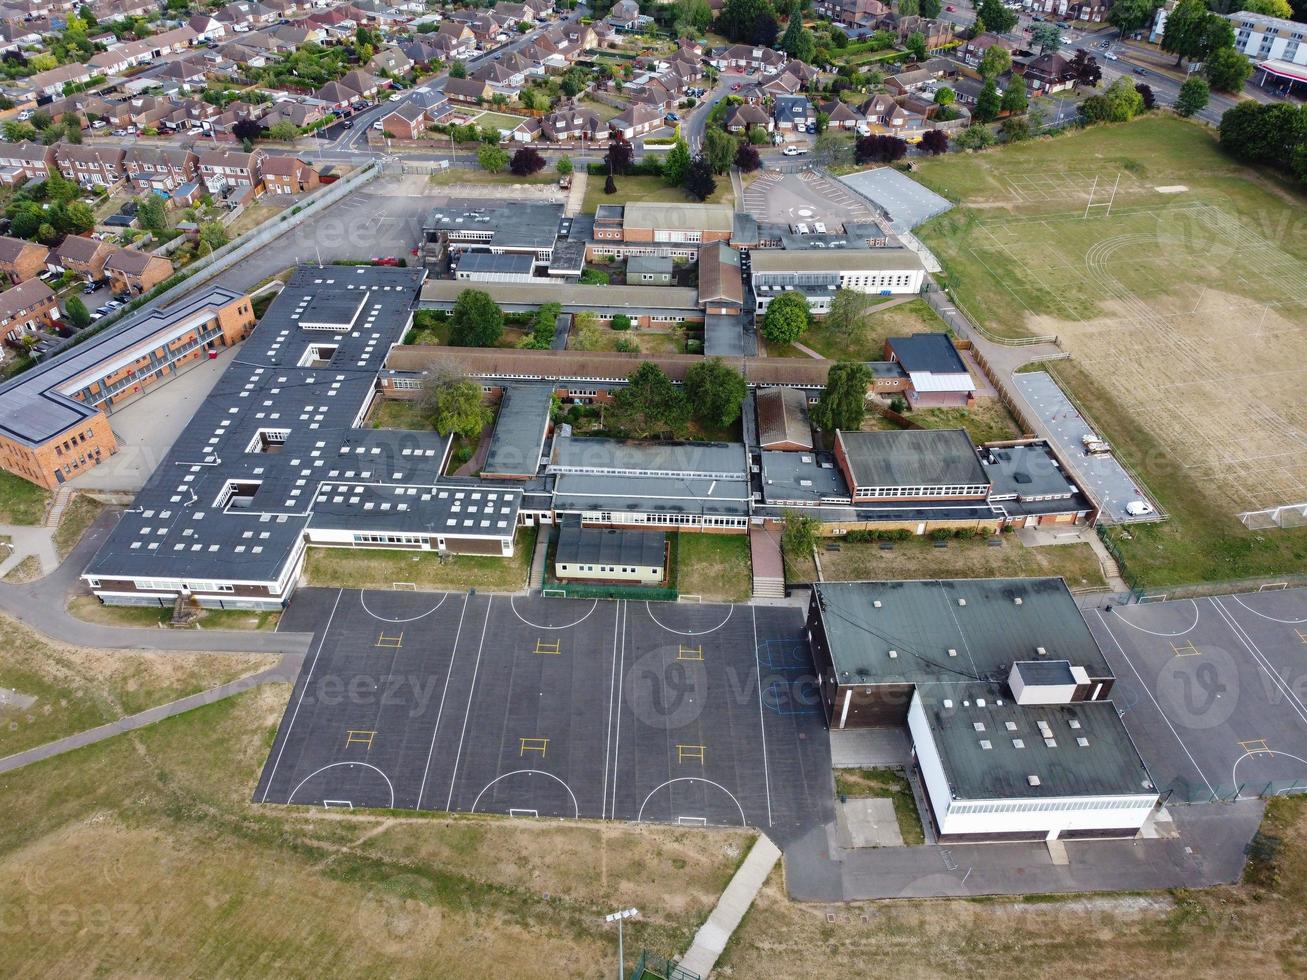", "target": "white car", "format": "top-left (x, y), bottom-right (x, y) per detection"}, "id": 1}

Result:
top-left (1104, 51), bottom-right (1119, 61)
top-left (1125, 500), bottom-right (1155, 517)
top-left (781, 145), bottom-right (807, 156)
top-left (389, 92), bottom-right (403, 101)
